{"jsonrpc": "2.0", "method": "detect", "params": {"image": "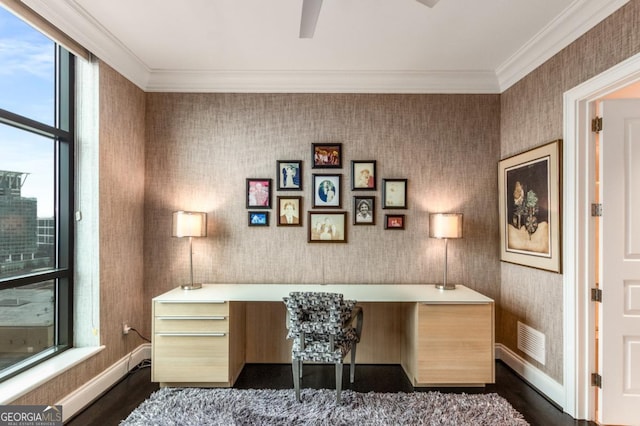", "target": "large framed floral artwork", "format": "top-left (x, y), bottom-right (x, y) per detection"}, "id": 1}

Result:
top-left (498, 140), bottom-right (562, 273)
